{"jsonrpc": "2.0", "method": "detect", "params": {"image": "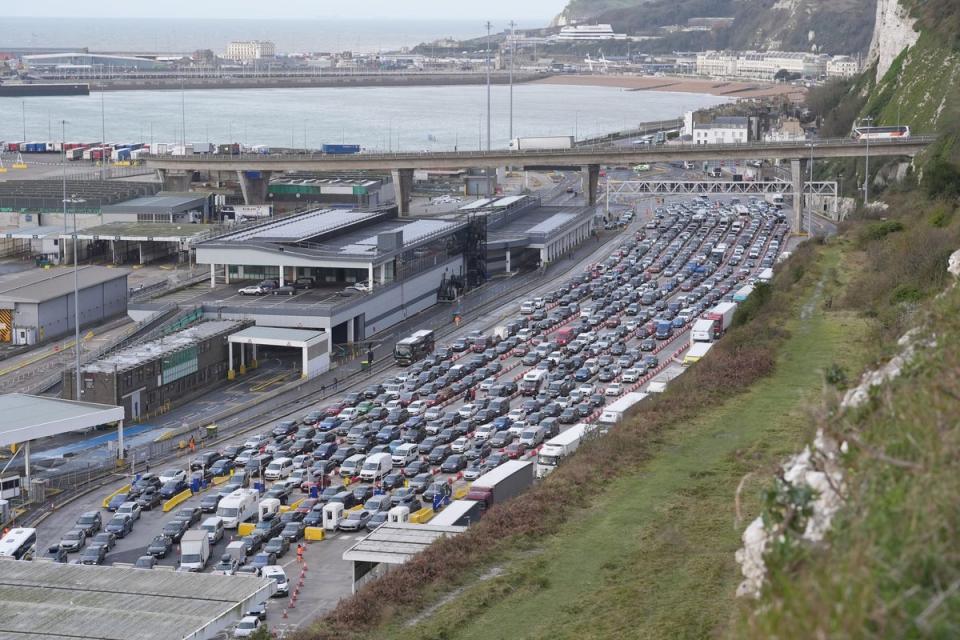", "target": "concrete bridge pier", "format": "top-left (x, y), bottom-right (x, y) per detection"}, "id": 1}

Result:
top-left (391, 168), bottom-right (415, 216)
top-left (582, 164), bottom-right (600, 206)
top-left (237, 170), bottom-right (273, 205)
top-left (156, 169), bottom-right (191, 192)
top-left (791, 158), bottom-right (803, 234)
